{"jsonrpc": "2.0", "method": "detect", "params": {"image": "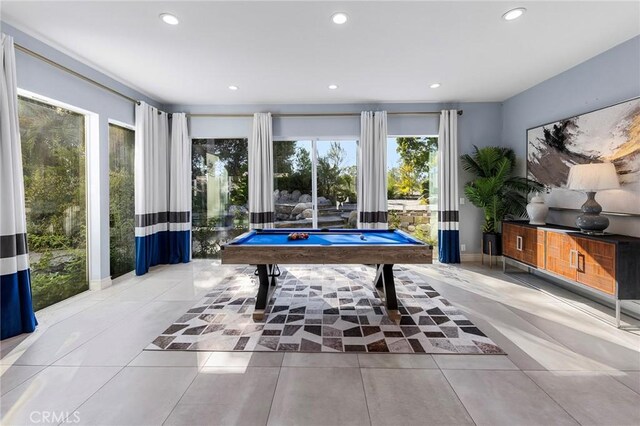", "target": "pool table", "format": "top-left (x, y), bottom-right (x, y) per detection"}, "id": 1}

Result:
top-left (221, 229), bottom-right (433, 321)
